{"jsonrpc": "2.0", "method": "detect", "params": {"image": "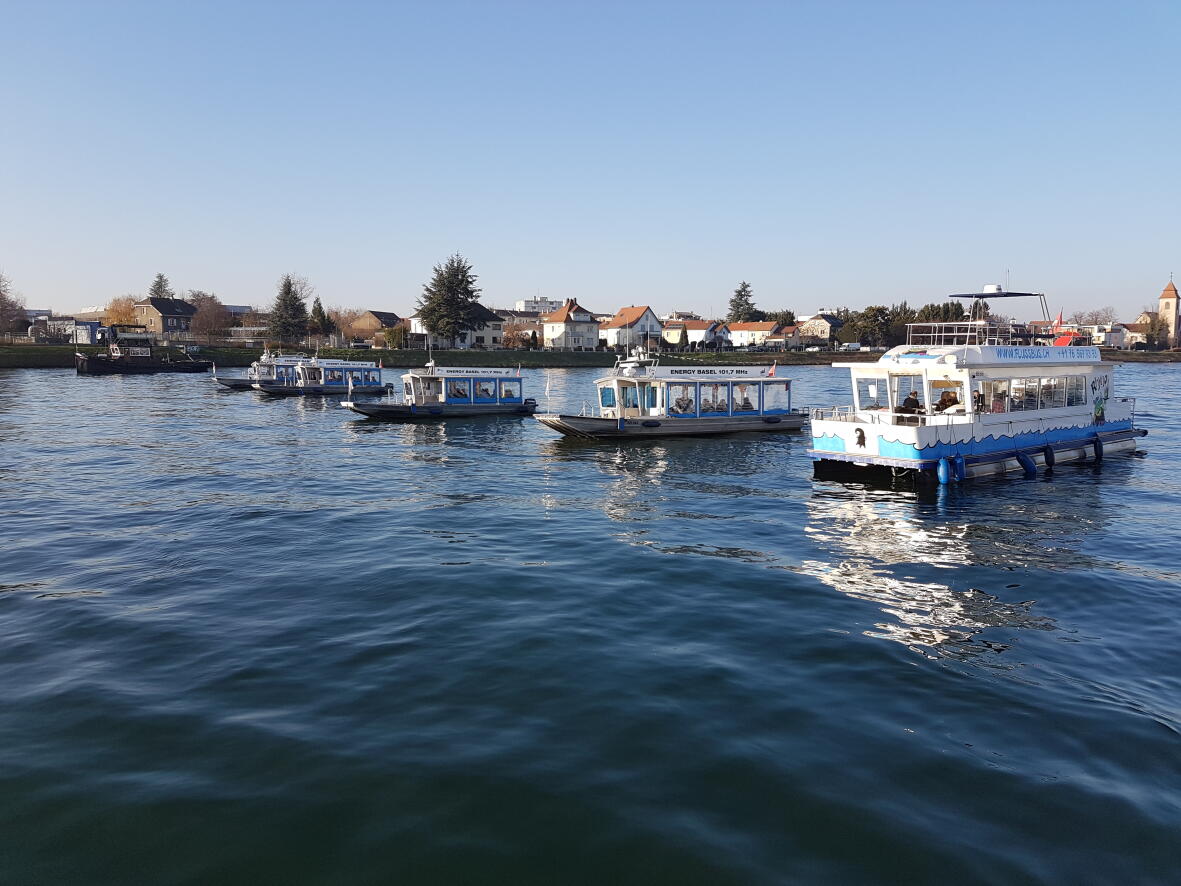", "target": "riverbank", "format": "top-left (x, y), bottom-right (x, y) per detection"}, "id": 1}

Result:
top-left (2, 344), bottom-right (1177, 370)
